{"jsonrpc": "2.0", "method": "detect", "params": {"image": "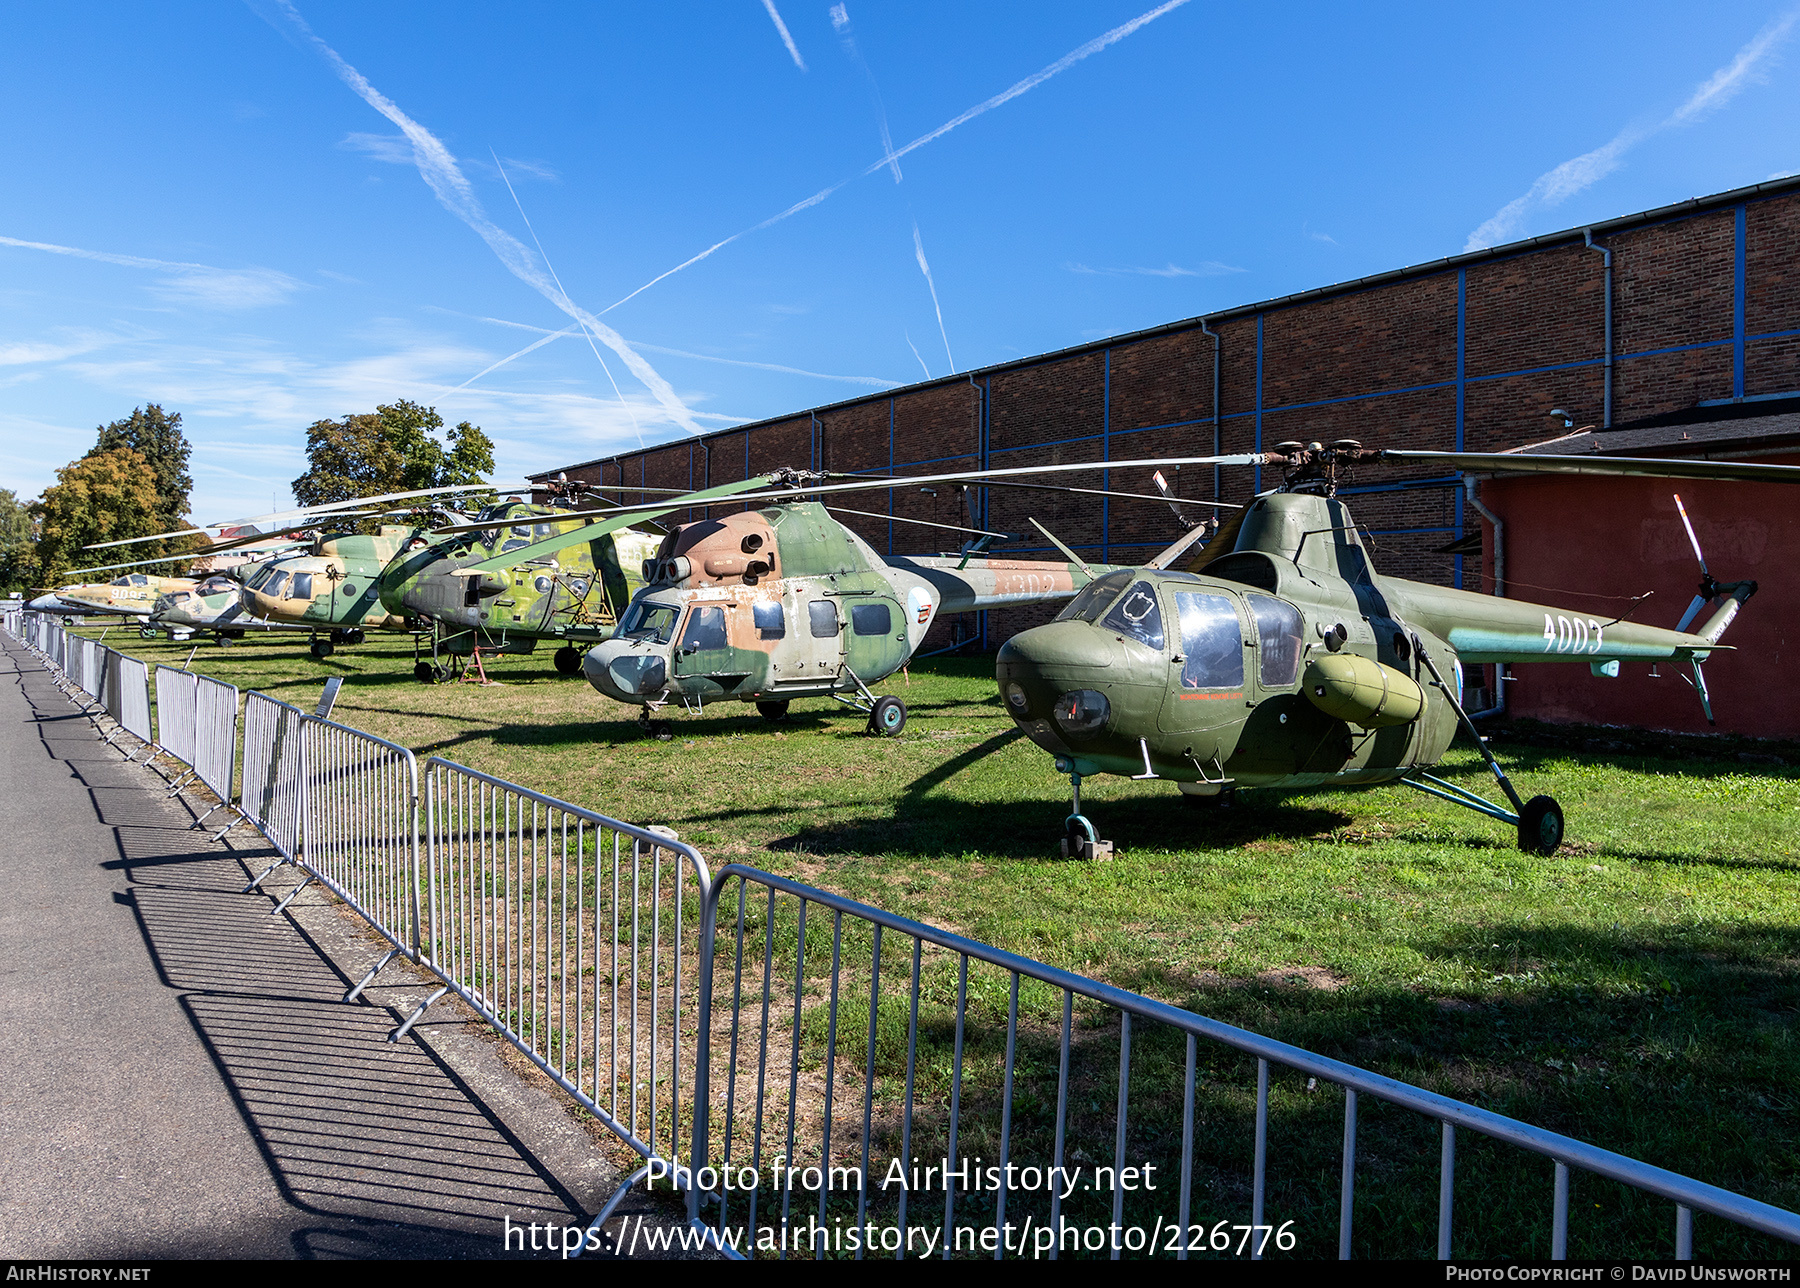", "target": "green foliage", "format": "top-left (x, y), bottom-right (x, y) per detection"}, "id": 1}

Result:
top-left (291, 400), bottom-right (494, 507)
top-left (30, 448), bottom-right (165, 583)
top-left (0, 488), bottom-right (35, 592)
top-left (88, 404), bottom-right (192, 532)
